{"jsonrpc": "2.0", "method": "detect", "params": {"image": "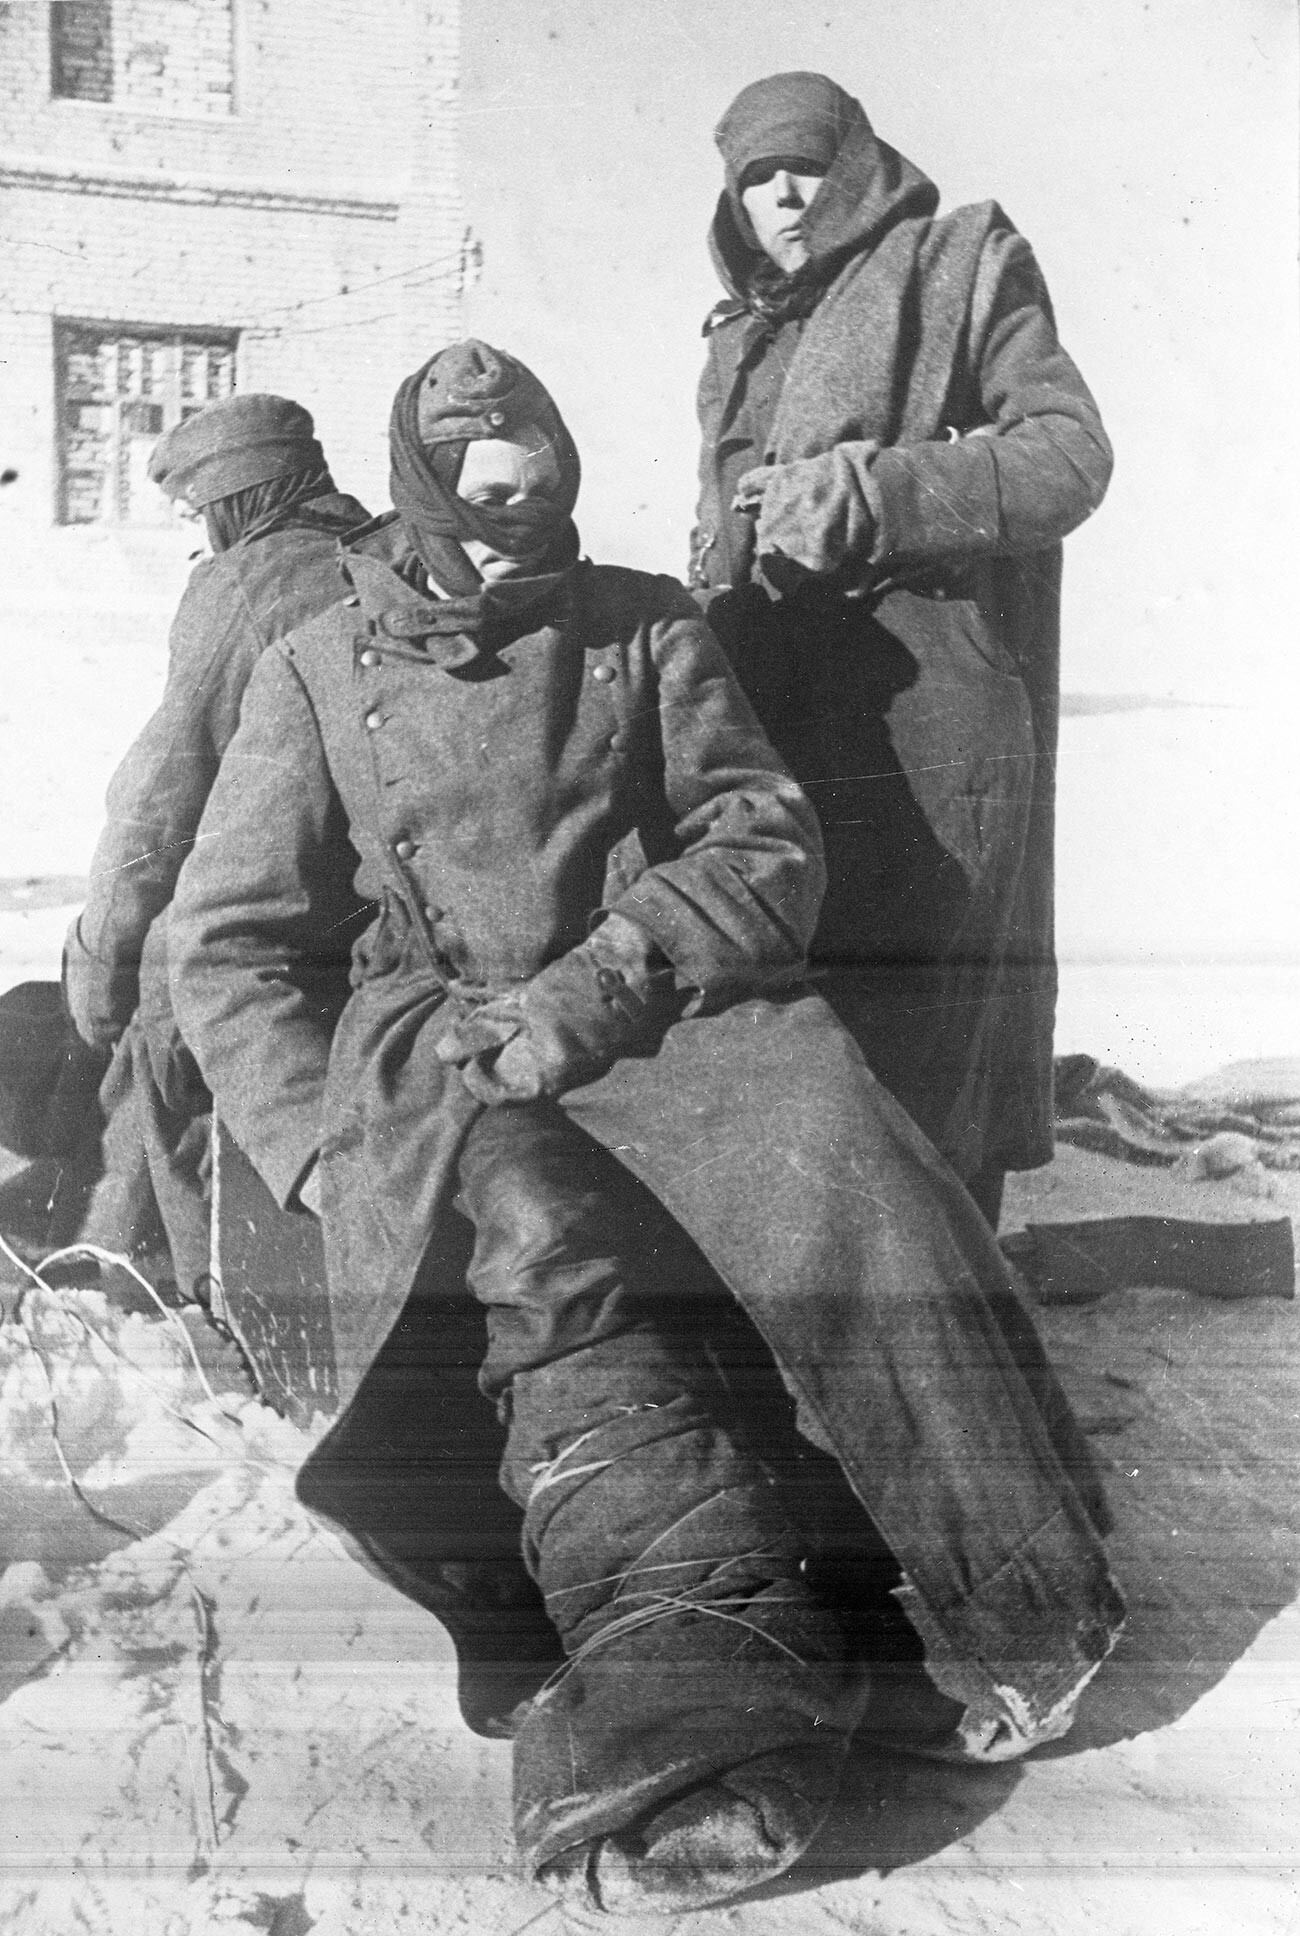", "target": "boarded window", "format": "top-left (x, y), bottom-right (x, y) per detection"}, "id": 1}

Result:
top-left (51, 0), bottom-right (234, 117)
top-left (51, 1), bottom-right (114, 102)
top-left (55, 321), bottom-right (237, 525)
